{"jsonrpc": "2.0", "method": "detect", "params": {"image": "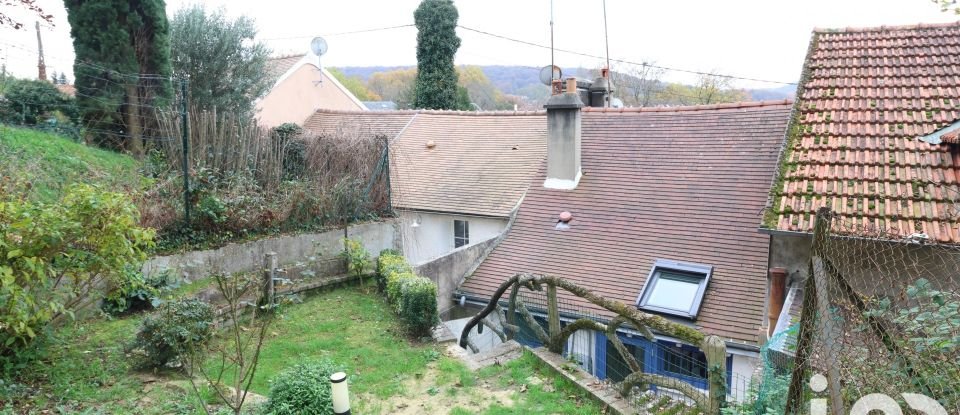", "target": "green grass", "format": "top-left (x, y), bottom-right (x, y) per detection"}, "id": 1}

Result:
top-left (4, 285), bottom-right (605, 414)
top-left (0, 124), bottom-right (143, 202)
